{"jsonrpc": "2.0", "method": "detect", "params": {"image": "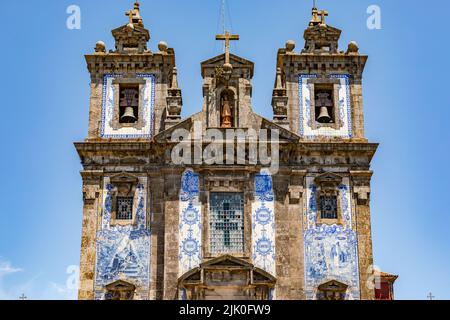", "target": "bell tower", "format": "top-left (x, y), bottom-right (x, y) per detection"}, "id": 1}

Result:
top-left (272, 6), bottom-right (367, 141)
top-left (271, 6), bottom-right (377, 300)
top-left (84, 1), bottom-right (182, 140)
